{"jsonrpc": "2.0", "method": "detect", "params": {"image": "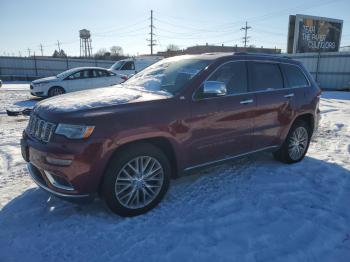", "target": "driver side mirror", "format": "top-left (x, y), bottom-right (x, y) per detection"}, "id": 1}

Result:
top-left (203, 81), bottom-right (227, 97)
